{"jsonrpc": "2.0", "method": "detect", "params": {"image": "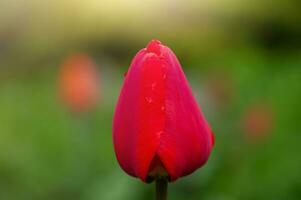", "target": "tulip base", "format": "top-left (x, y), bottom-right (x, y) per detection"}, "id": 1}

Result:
top-left (155, 177), bottom-right (168, 200)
